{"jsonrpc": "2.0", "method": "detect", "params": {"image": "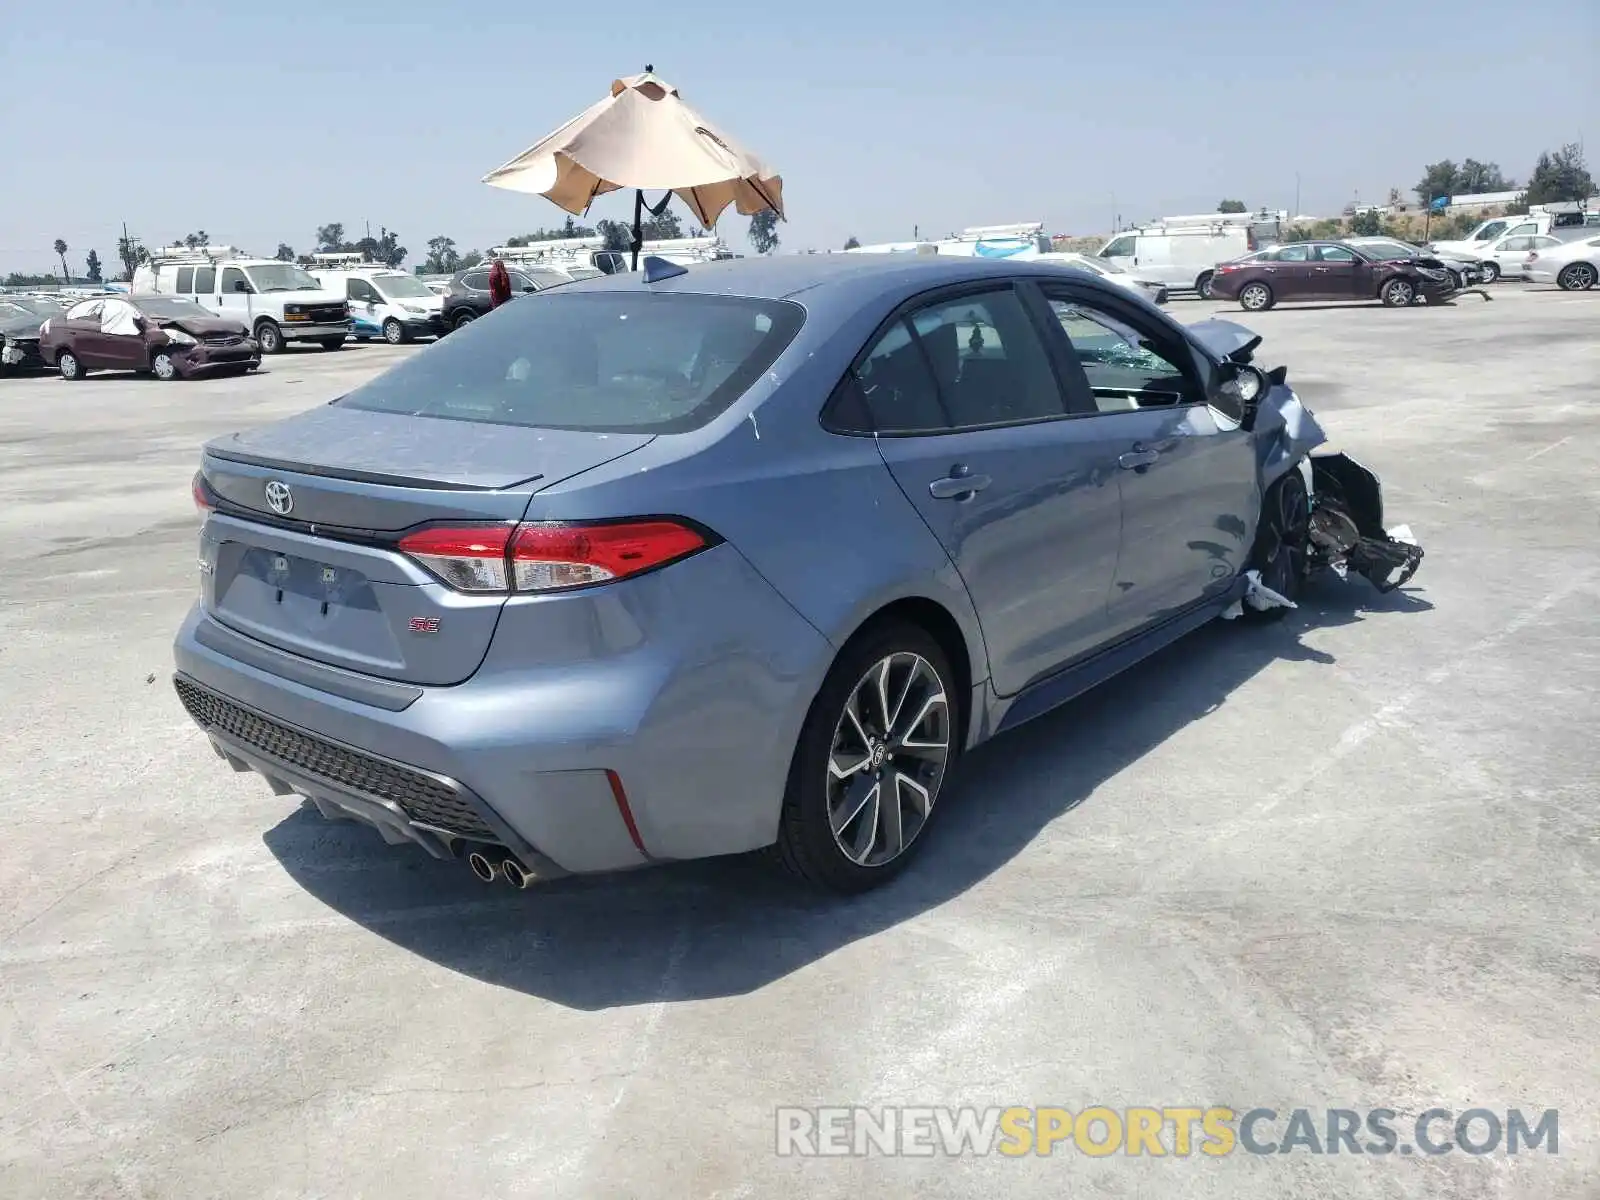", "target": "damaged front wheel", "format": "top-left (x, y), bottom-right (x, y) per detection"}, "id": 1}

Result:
top-left (1243, 471), bottom-right (1310, 623)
